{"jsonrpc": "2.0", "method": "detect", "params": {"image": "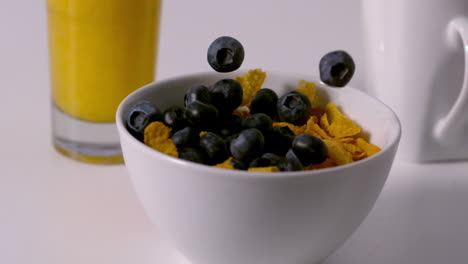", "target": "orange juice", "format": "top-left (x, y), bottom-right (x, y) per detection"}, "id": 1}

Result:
top-left (47, 0), bottom-right (161, 122)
